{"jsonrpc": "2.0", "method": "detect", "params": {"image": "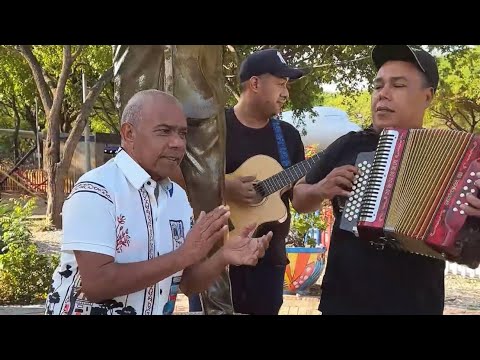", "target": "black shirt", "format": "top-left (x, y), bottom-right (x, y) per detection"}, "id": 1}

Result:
top-left (305, 128), bottom-right (446, 315)
top-left (225, 108), bottom-right (305, 266)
